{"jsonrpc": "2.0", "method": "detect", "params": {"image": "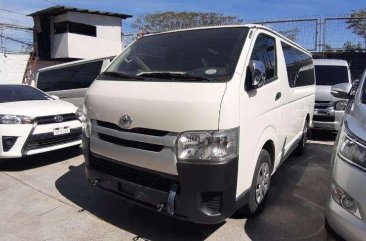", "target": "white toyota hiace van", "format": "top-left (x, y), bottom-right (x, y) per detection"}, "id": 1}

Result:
top-left (82, 25), bottom-right (315, 224)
